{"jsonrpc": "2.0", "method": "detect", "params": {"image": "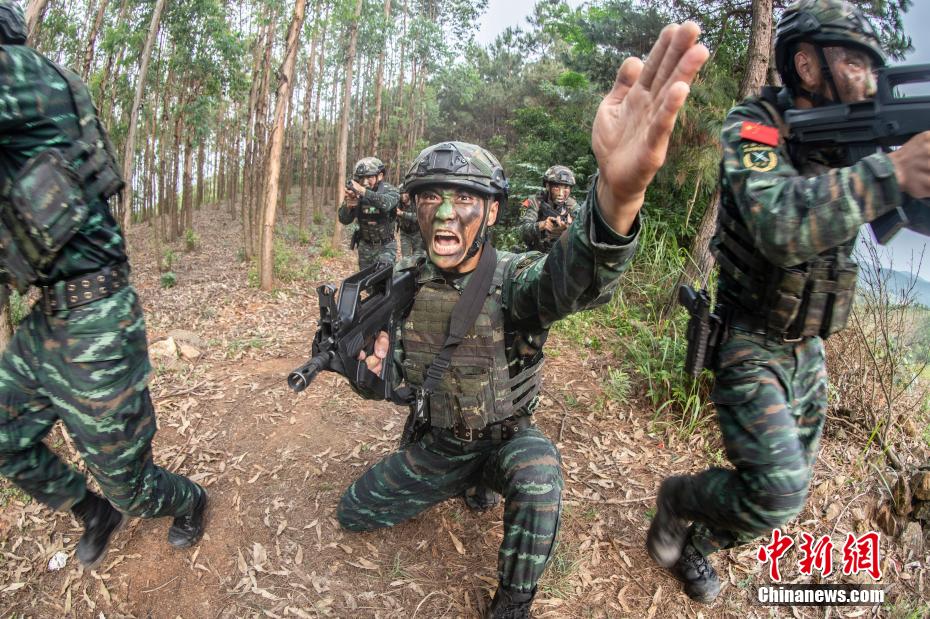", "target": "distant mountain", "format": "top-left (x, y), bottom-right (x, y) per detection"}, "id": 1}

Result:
top-left (859, 268), bottom-right (930, 307)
